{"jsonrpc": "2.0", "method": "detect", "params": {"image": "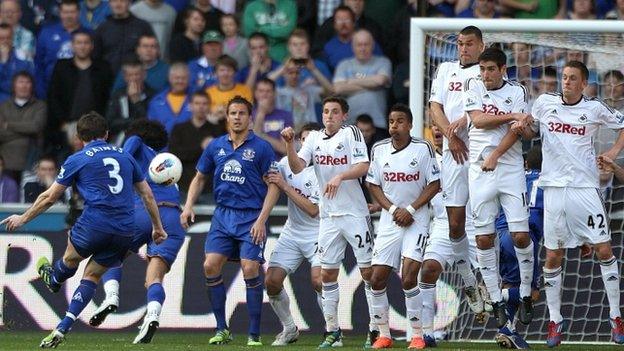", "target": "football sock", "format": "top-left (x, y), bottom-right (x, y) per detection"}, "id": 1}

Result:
top-left (543, 266), bottom-right (563, 324)
top-left (452, 234), bottom-right (477, 288)
top-left (322, 282), bottom-right (340, 332)
top-left (419, 282), bottom-right (436, 337)
top-left (316, 291), bottom-right (323, 312)
top-left (102, 266), bottom-right (122, 300)
top-left (206, 275), bottom-right (228, 331)
top-left (268, 289), bottom-right (296, 330)
top-left (600, 256), bottom-right (621, 319)
top-left (477, 247), bottom-right (502, 302)
top-left (52, 259), bottom-right (78, 285)
top-left (514, 242), bottom-right (535, 298)
top-left (57, 279), bottom-right (97, 333)
top-left (404, 286), bottom-right (423, 337)
top-left (245, 276), bottom-right (263, 338)
top-left (146, 283), bottom-right (165, 317)
top-left (370, 287), bottom-right (390, 338)
top-left (364, 280), bottom-right (378, 332)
